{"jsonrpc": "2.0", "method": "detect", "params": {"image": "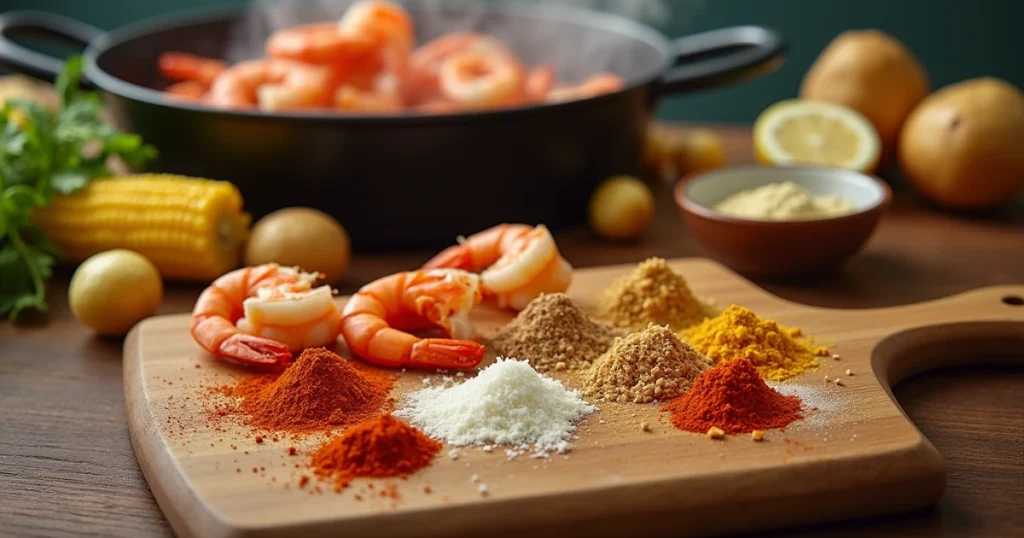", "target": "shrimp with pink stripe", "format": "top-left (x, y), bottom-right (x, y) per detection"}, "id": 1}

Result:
top-left (340, 269), bottom-right (486, 369)
top-left (422, 223), bottom-right (572, 310)
top-left (190, 264), bottom-right (342, 368)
